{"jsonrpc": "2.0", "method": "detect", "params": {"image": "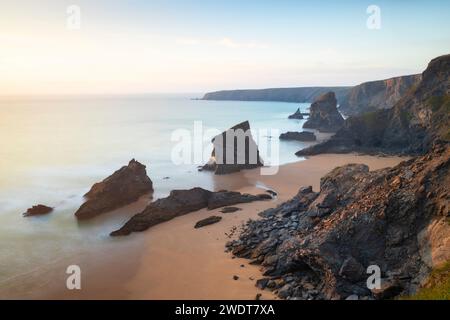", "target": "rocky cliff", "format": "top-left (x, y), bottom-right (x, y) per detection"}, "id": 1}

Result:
top-left (228, 142), bottom-right (450, 300)
top-left (302, 92), bottom-right (344, 132)
top-left (202, 87), bottom-right (351, 103)
top-left (297, 54), bottom-right (450, 156)
top-left (339, 74), bottom-right (422, 116)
